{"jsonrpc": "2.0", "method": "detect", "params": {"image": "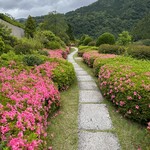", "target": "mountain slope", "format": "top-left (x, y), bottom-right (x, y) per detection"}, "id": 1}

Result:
top-left (66, 0), bottom-right (150, 38)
